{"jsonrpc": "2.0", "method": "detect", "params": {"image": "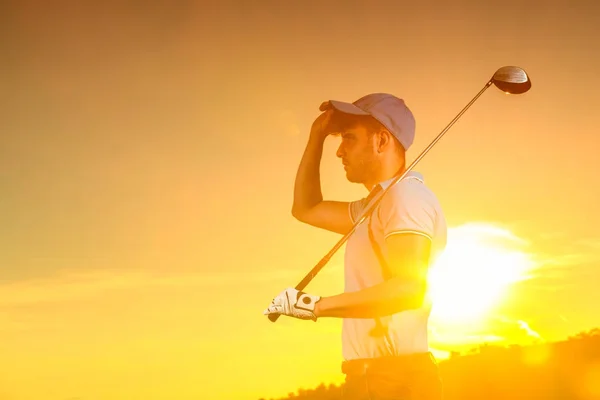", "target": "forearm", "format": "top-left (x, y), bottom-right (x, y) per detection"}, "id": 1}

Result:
top-left (314, 278), bottom-right (425, 319)
top-left (292, 137), bottom-right (325, 216)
